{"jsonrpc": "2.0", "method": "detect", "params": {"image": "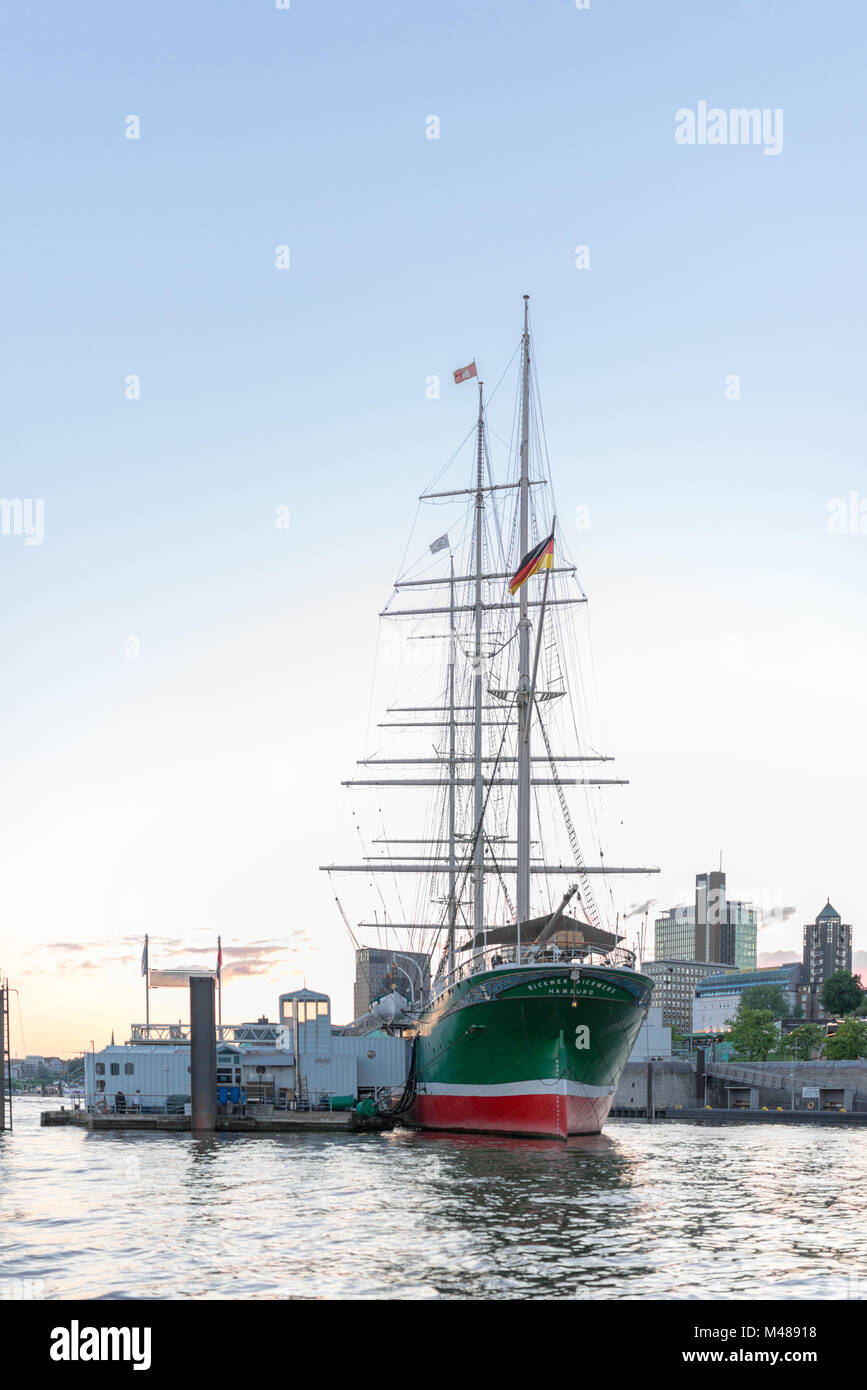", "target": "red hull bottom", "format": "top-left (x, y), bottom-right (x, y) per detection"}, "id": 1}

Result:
top-left (408, 1090), bottom-right (613, 1139)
